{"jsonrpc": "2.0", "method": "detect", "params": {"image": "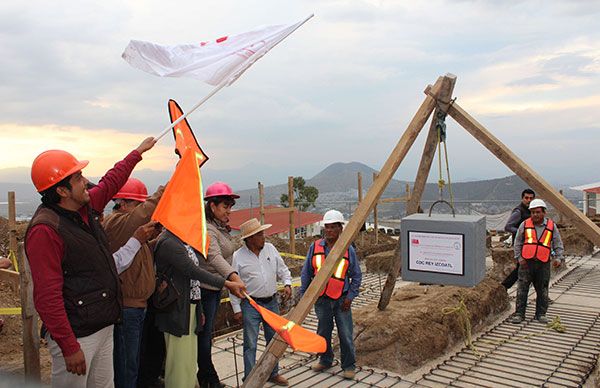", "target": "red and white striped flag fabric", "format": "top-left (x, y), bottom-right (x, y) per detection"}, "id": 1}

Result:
top-left (122, 15), bottom-right (311, 86)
